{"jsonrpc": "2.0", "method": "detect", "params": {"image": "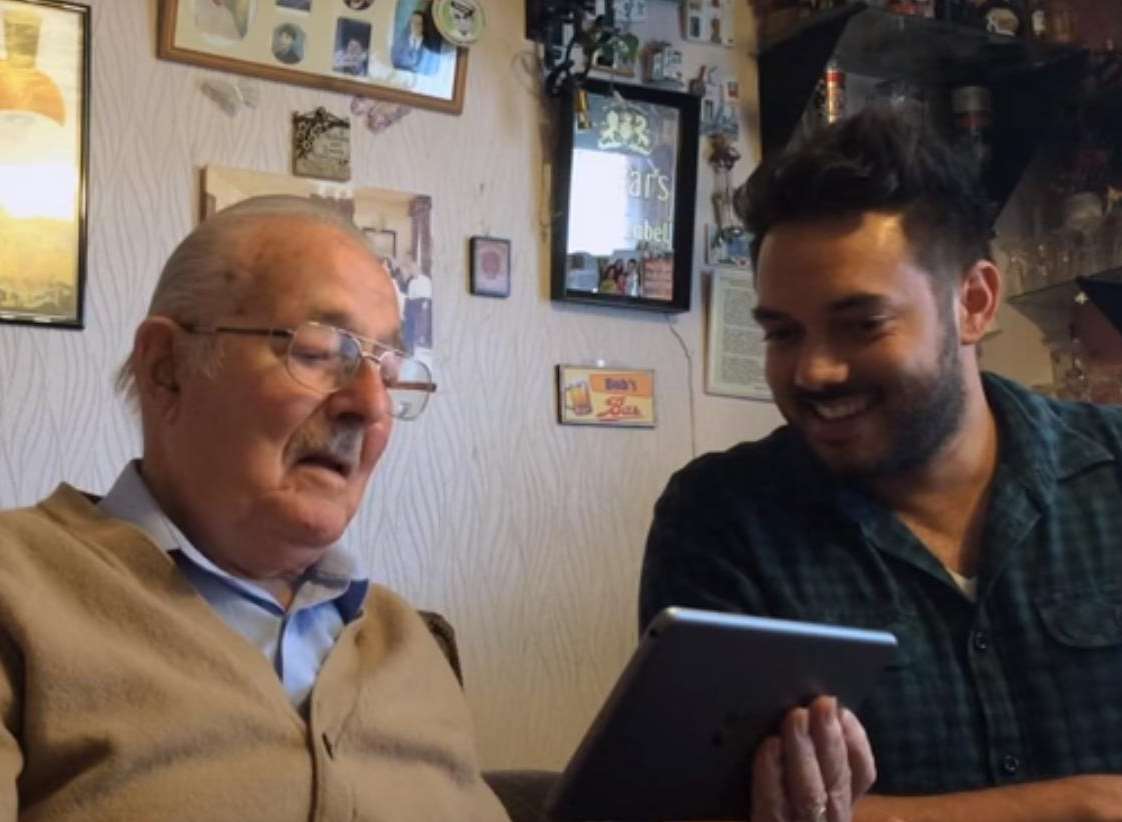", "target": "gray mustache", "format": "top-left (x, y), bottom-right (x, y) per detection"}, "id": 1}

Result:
top-left (292, 425), bottom-right (364, 467)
